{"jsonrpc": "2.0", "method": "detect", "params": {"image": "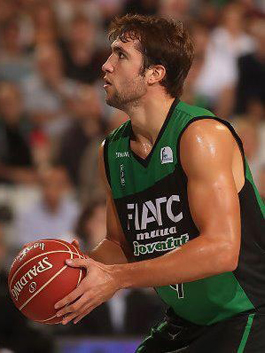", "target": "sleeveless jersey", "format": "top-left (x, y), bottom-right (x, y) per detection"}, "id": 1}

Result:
top-left (104, 99), bottom-right (265, 325)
